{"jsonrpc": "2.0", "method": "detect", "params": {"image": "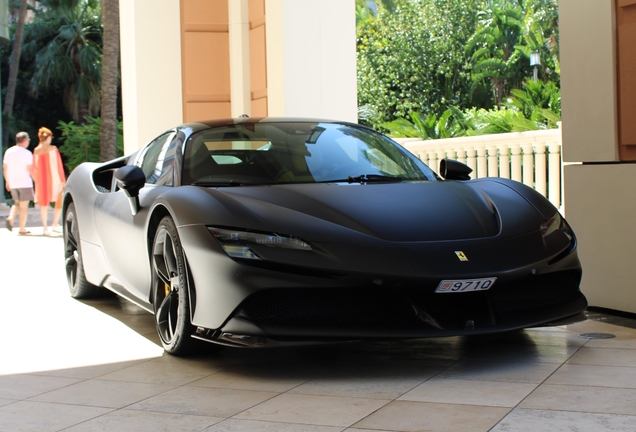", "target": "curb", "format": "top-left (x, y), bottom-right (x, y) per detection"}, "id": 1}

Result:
top-left (0, 202), bottom-right (58, 228)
